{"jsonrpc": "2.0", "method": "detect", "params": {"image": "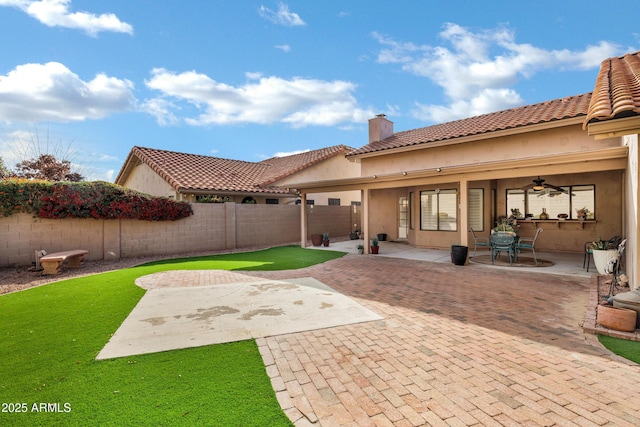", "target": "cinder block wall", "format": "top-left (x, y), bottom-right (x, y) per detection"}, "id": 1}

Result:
top-left (0, 204), bottom-right (357, 267)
